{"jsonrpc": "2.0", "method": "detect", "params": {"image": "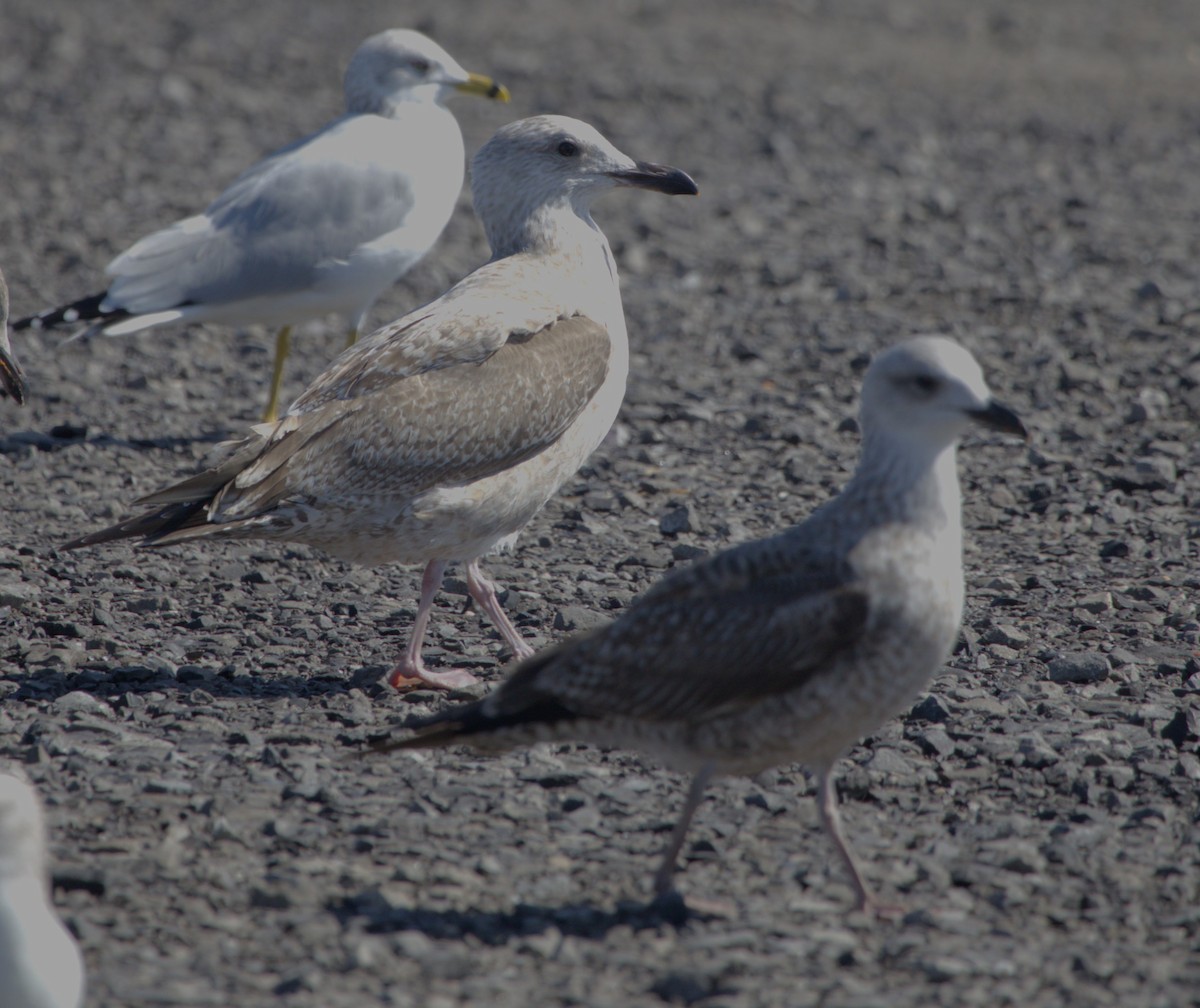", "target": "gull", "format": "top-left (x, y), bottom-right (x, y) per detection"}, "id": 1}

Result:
top-left (373, 336), bottom-right (1027, 912)
top-left (0, 773), bottom-right (85, 1008)
top-left (64, 115), bottom-right (698, 690)
top-left (14, 29), bottom-right (509, 422)
top-left (1, 268), bottom-right (28, 404)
